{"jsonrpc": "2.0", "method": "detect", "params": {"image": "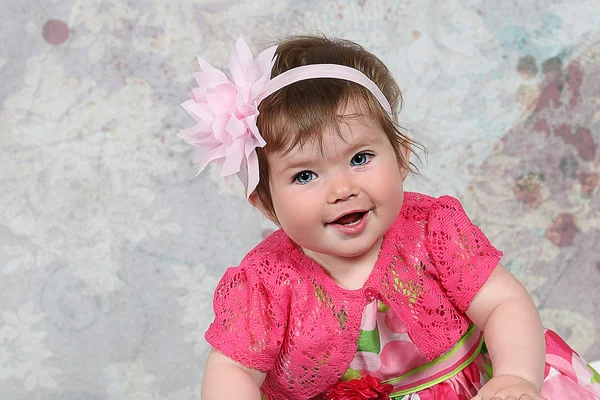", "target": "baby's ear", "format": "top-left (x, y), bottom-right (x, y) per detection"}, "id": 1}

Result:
top-left (248, 192), bottom-right (279, 225)
top-left (403, 143), bottom-right (411, 163)
top-left (400, 144), bottom-right (411, 181)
